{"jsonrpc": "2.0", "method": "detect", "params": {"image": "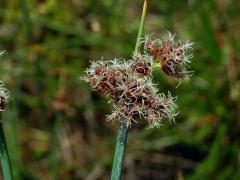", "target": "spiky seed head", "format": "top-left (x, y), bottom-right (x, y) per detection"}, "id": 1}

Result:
top-left (142, 32), bottom-right (194, 81)
top-left (81, 57), bottom-right (177, 128)
top-left (0, 51), bottom-right (10, 111)
top-left (81, 32), bottom-right (193, 127)
top-left (0, 81), bottom-right (10, 111)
